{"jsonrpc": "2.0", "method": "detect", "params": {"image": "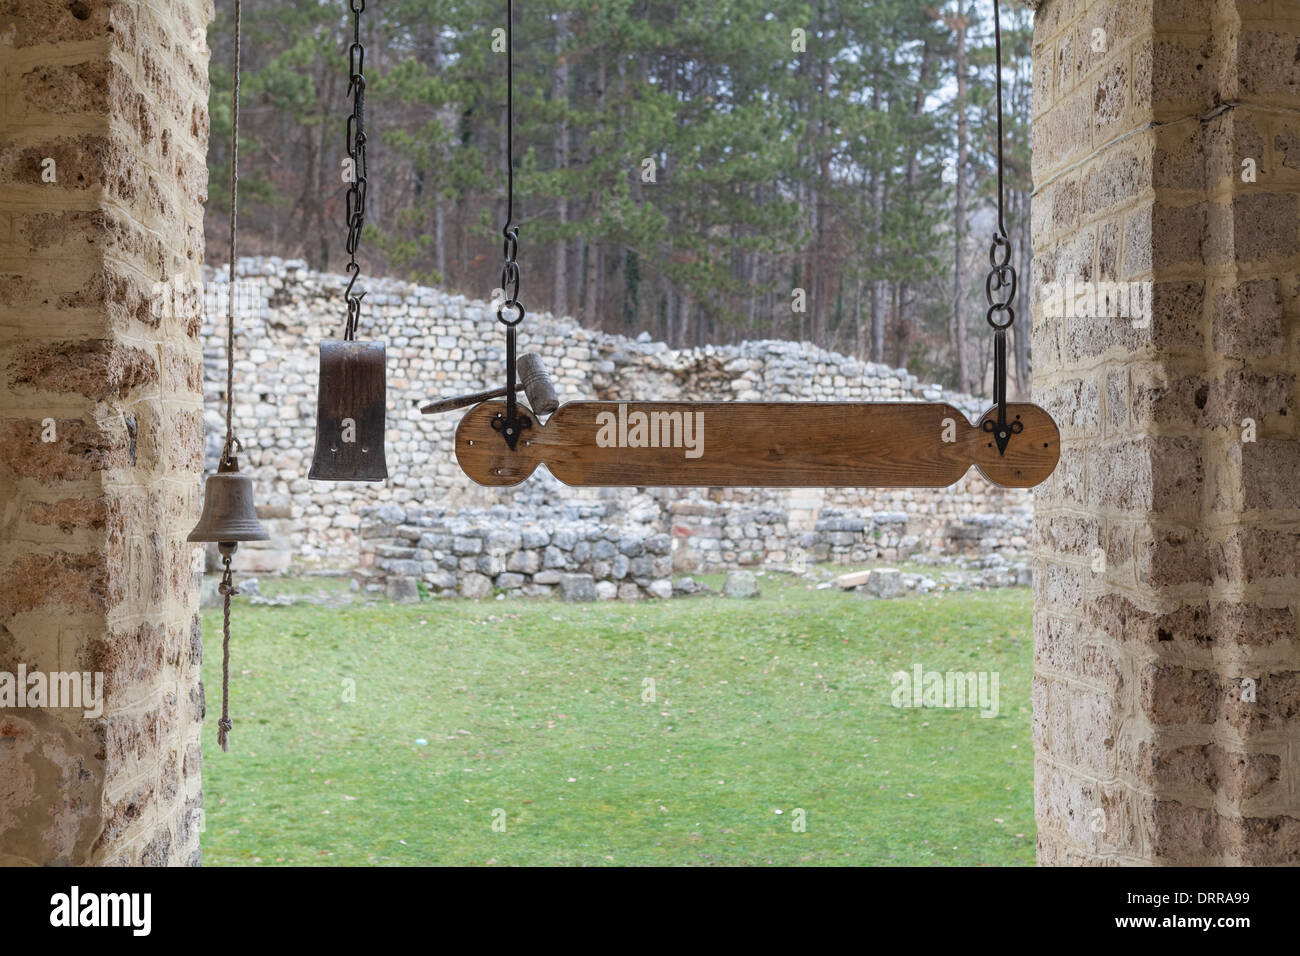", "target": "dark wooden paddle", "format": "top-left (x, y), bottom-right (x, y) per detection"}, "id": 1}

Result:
top-left (453, 399), bottom-right (1059, 489)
